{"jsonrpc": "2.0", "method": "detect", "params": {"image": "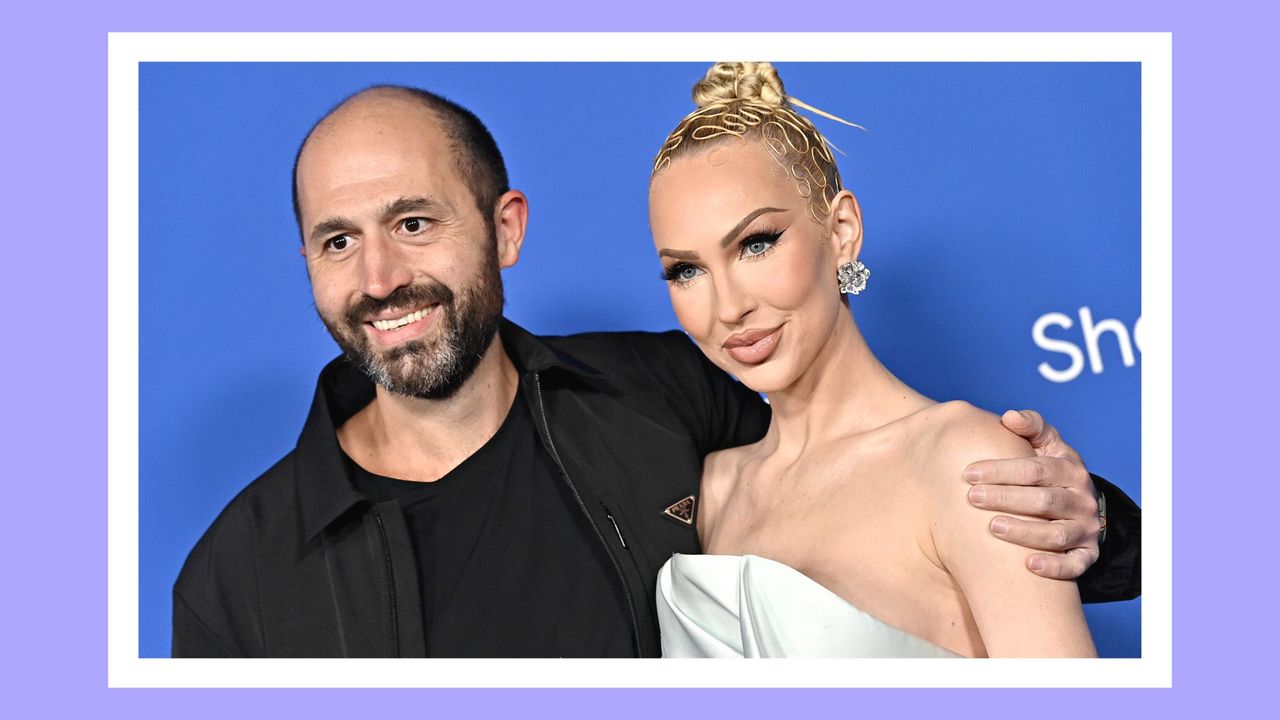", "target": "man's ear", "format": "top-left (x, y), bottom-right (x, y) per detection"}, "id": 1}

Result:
top-left (493, 190), bottom-right (529, 269)
top-left (827, 190), bottom-right (864, 266)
